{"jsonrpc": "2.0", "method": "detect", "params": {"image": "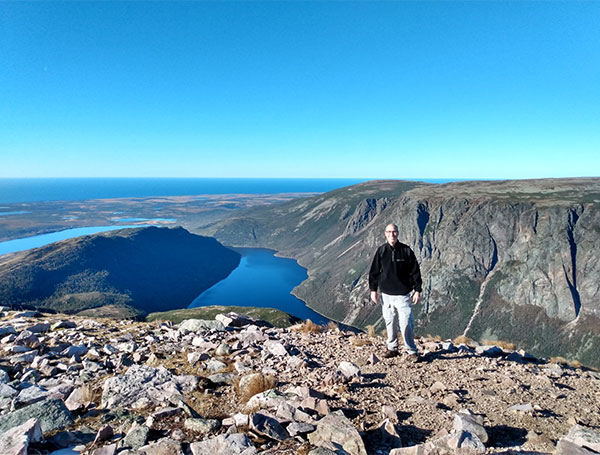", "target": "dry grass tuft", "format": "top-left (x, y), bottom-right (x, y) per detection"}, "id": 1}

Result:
top-left (292, 319), bottom-right (323, 333)
top-left (234, 373), bottom-right (277, 403)
top-left (366, 325), bottom-right (377, 338)
top-left (350, 336), bottom-right (371, 347)
top-left (483, 339), bottom-right (516, 350)
top-left (327, 321), bottom-right (339, 332)
top-left (570, 359), bottom-right (582, 369)
top-left (453, 335), bottom-right (474, 346)
top-left (550, 356), bottom-right (569, 366)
